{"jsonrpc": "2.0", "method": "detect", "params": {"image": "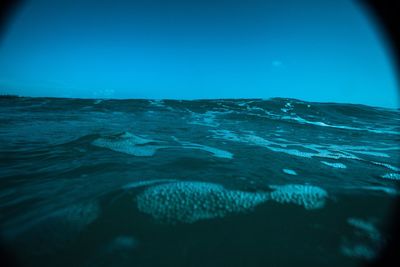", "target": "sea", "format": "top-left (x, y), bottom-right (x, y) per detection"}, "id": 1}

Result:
top-left (0, 96), bottom-right (399, 267)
